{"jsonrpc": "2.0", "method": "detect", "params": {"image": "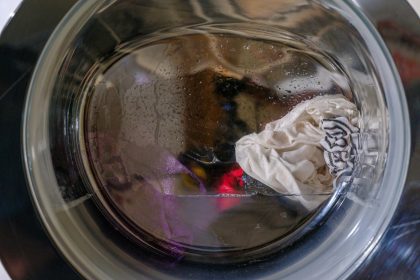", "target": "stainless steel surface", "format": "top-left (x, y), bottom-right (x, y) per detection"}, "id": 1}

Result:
top-left (0, 0), bottom-right (418, 279)
top-left (0, 2), bottom-right (20, 278)
top-left (0, 2), bottom-right (81, 279)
